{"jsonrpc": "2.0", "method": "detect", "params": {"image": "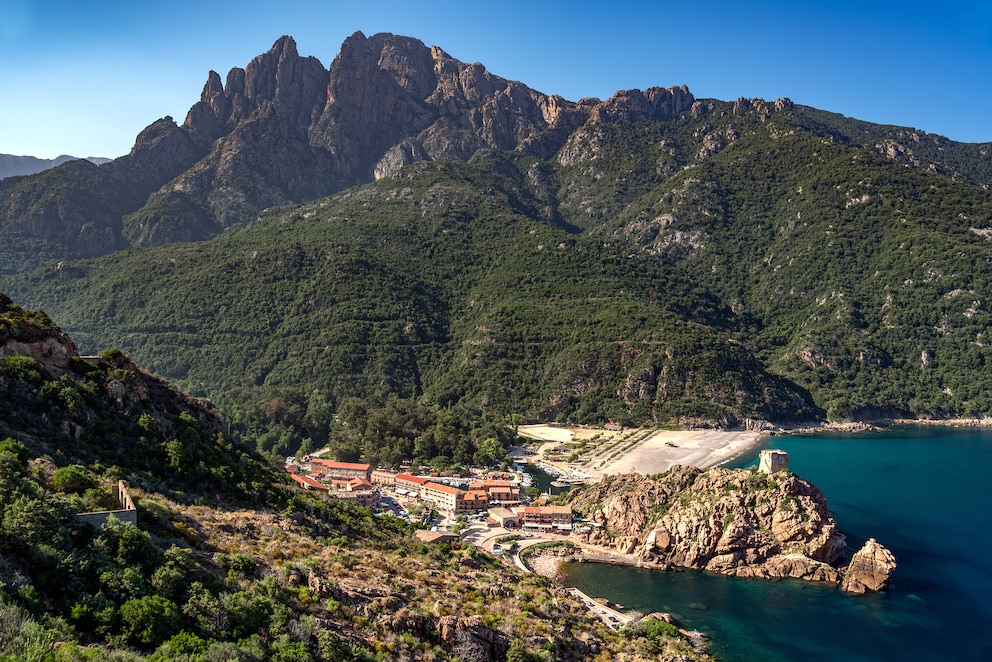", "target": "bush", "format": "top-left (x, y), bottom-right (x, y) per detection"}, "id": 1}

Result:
top-left (0, 438), bottom-right (29, 466)
top-left (51, 465), bottom-right (99, 494)
top-left (0, 356), bottom-right (44, 384)
top-left (120, 595), bottom-right (181, 649)
top-left (226, 553), bottom-right (257, 577)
